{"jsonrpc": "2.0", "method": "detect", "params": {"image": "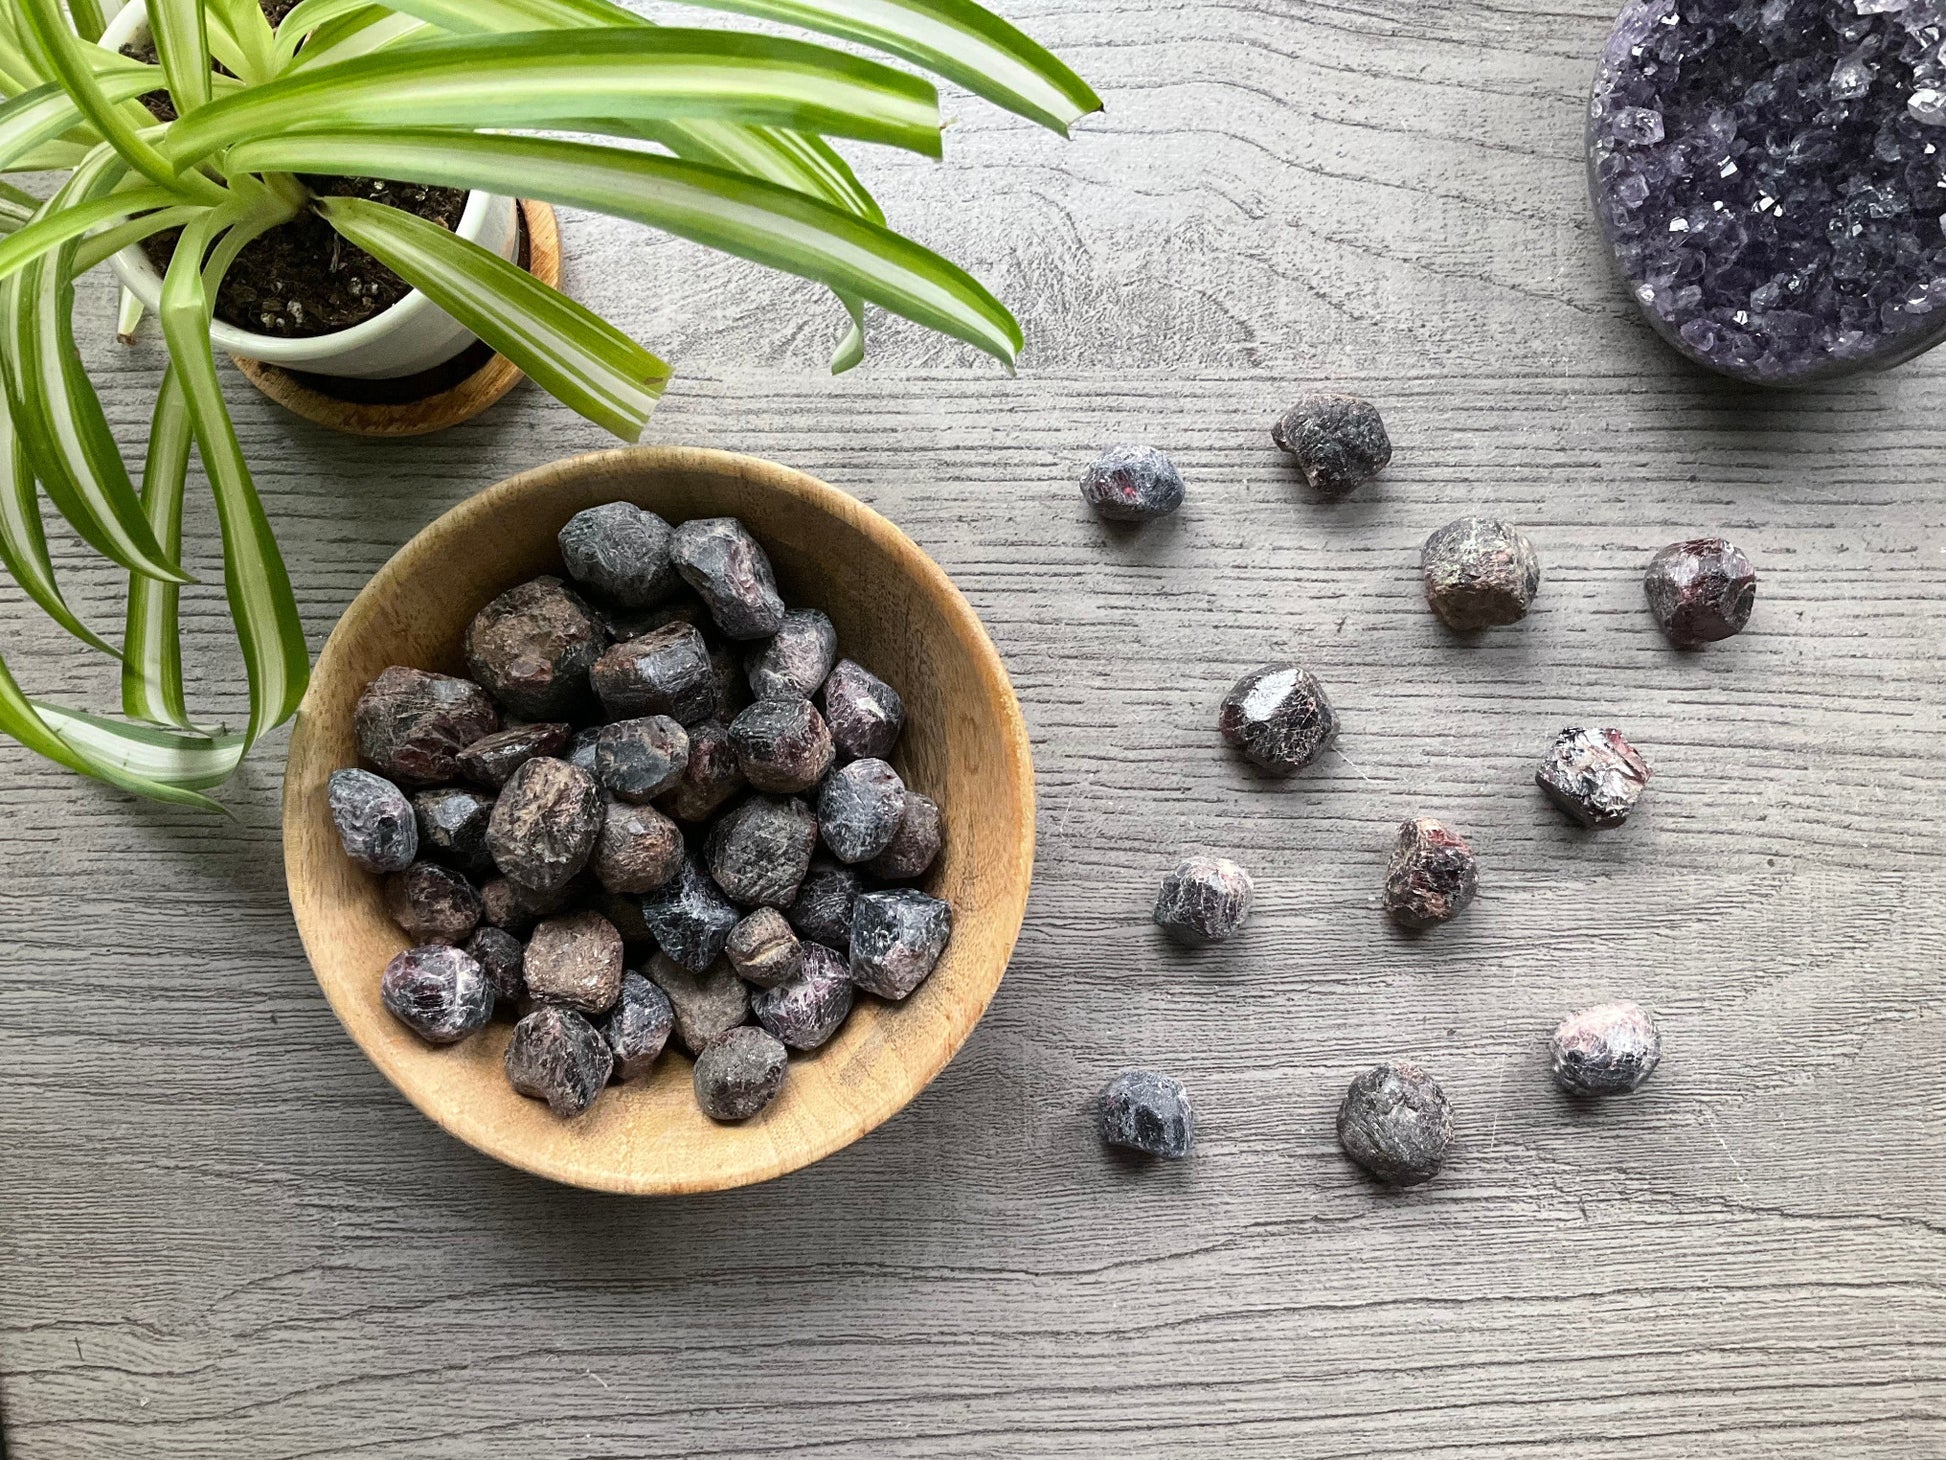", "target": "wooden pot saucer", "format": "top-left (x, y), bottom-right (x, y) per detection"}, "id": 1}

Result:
top-left (231, 199), bottom-right (559, 438)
